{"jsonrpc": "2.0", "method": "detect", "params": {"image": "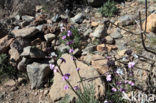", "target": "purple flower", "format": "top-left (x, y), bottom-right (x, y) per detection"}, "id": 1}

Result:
top-left (54, 66), bottom-right (59, 72)
top-left (124, 80), bottom-right (128, 84)
top-left (120, 88), bottom-right (126, 92)
top-left (106, 74), bottom-right (111, 81)
top-left (60, 57), bottom-right (66, 63)
top-left (112, 87), bottom-right (117, 92)
top-left (49, 64), bottom-right (55, 70)
top-left (62, 35), bottom-right (66, 40)
top-left (74, 86), bottom-right (79, 90)
top-left (107, 60), bottom-right (115, 67)
top-left (70, 56), bottom-right (76, 60)
top-left (67, 30), bottom-right (72, 37)
top-left (69, 49), bottom-right (74, 53)
top-left (128, 81), bottom-right (135, 86)
top-left (76, 68), bottom-right (80, 71)
top-left (128, 62), bottom-right (135, 68)
top-left (62, 73), bottom-right (70, 80)
top-left (125, 50), bottom-right (132, 55)
top-left (116, 81), bottom-right (122, 85)
top-left (64, 85), bottom-right (69, 90)
top-left (66, 40), bottom-right (73, 45)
